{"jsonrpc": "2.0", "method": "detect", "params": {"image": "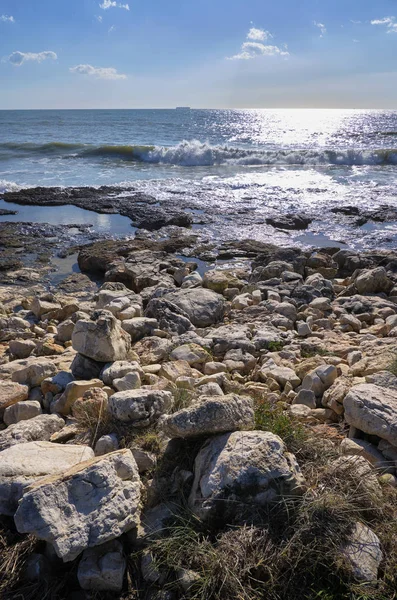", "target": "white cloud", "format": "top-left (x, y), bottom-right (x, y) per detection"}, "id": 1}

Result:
top-left (0, 15), bottom-right (15, 23)
top-left (108, 25), bottom-right (116, 33)
top-left (314, 21), bottom-right (327, 37)
top-left (247, 27), bottom-right (272, 41)
top-left (70, 64), bottom-right (127, 80)
top-left (96, 15), bottom-right (103, 22)
top-left (227, 28), bottom-right (289, 60)
top-left (99, 0), bottom-right (129, 10)
top-left (228, 41), bottom-right (289, 60)
top-left (8, 51), bottom-right (57, 66)
top-left (371, 16), bottom-right (397, 33)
